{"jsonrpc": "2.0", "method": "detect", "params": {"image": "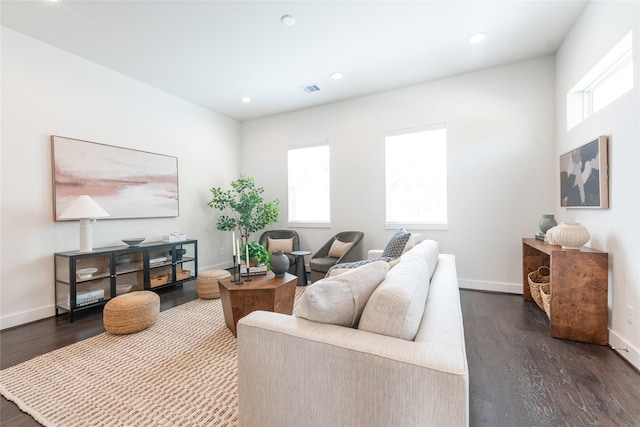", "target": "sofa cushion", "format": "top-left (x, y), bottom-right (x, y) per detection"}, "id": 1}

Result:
top-left (358, 240), bottom-right (440, 340)
top-left (328, 239), bottom-right (354, 258)
top-left (295, 260), bottom-right (389, 328)
top-left (381, 228), bottom-right (411, 258)
top-left (267, 237), bottom-right (294, 253)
